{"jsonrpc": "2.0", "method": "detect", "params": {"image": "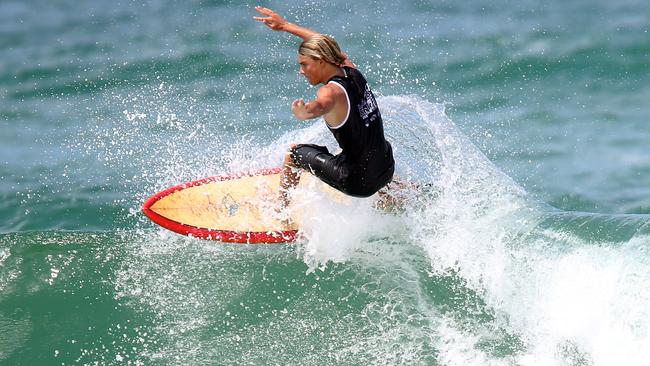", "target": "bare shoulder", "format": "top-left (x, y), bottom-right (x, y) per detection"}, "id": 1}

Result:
top-left (317, 83), bottom-right (343, 99)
